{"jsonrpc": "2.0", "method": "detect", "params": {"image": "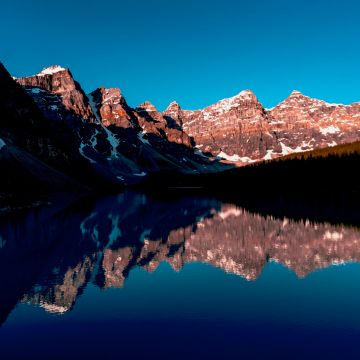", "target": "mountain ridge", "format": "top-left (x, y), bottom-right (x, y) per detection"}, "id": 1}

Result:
top-left (1, 61), bottom-right (360, 210)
